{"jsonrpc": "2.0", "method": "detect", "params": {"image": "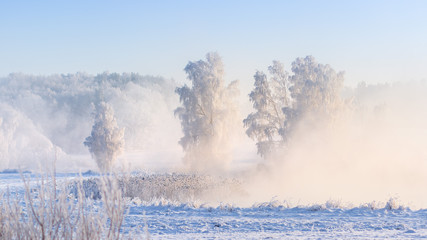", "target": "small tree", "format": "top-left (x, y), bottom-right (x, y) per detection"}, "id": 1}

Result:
top-left (84, 102), bottom-right (124, 172)
top-left (175, 52), bottom-right (239, 172)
